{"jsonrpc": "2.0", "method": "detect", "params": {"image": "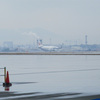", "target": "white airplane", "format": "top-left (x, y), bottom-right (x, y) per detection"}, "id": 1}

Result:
top-left (37, 40), bottom-right (62, 51)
